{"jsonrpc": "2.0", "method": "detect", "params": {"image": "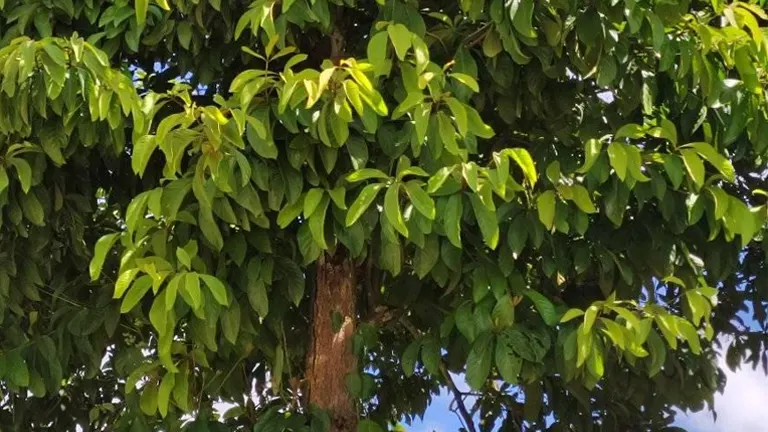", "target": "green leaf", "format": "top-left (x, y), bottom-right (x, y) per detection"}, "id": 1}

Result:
top-left (450, 73), bottom-right (480, 92)
top-left (0, 167), bottom-right (8, 194)
top-left (570, 185), bottom-right (597, 213)
top-left (10, 158), bottom-right (32, 193)
top-left (401, 340), bottom-right (420, 377)
top-left (90, 233), bottom-right (119, 281)
top-left (135, 0), bottom-right (148, 25)
top-left (404, 181), bottom-right (435, 220)
top-left (577, 139), bottom-right (602, 173)
top-left (182, 273), bottom-right (202, 310)
top-left (149, 292), bottom-right (168, 335)
top-left (444, 194), bottom-right (463, 248)
top-left (680, 149), bottom-right (704, 189)
top-left (495, 336), bottom-right (522, 384)
top-left (607, 143), bottom-right (628, 180)
top-left (466, 332), bottom-right (493, 390)
top-left (346, 168), bottom-right (390, 183)
top-left (346, 183), bottom-right (384, 226)
top-left (132, 135), bottom-right (158, 177)
top-left (384, 183), bottom-right (408, 237)
top-left (504, 148), bottom-right (537, 187)
top-left (221, 301), bottom-right (241, 344)
top-left (614, 123), bottom-right (645, 140)
top-left (537, 190), bottom-right (556, 230)
top-left (523, 289), bottom-right (558, 326)
top-left (248, 279), bottom-right (269, 317)
top-left (415, 234), bottom-right (440, 279)
top-left (445, 98), bottom-right (468, 136)
top-left (8, 353), bottom-right (29, 387)
top-left (120, 275), bottom-right (153, 313)
top-left (509, 0), bottom-right (536, 38)
top-left (387, 23), bottom-right (412, 61)
top-left (308, 195), bottom-right (330, 249)
top-left (198, 209), bottom-right (224, 251)
top-left (367, 31), bottom-right (390, 74)
top-left (304, 188), bottom-right (325, 218)
top-left (199, 274), bottom-right (229, 306)
top-left (469, 193), bottom-right (499, 249)
top-left (686, 142), bottom-right (736, 182)
top-left (358, 420), bottom-right (383, 432)
top-left (157, 373), bottom-right (175, 418)
top-left (177, 22), bottom-right (193, 50)
top-left (560, 308), bottom-right (585, 323)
